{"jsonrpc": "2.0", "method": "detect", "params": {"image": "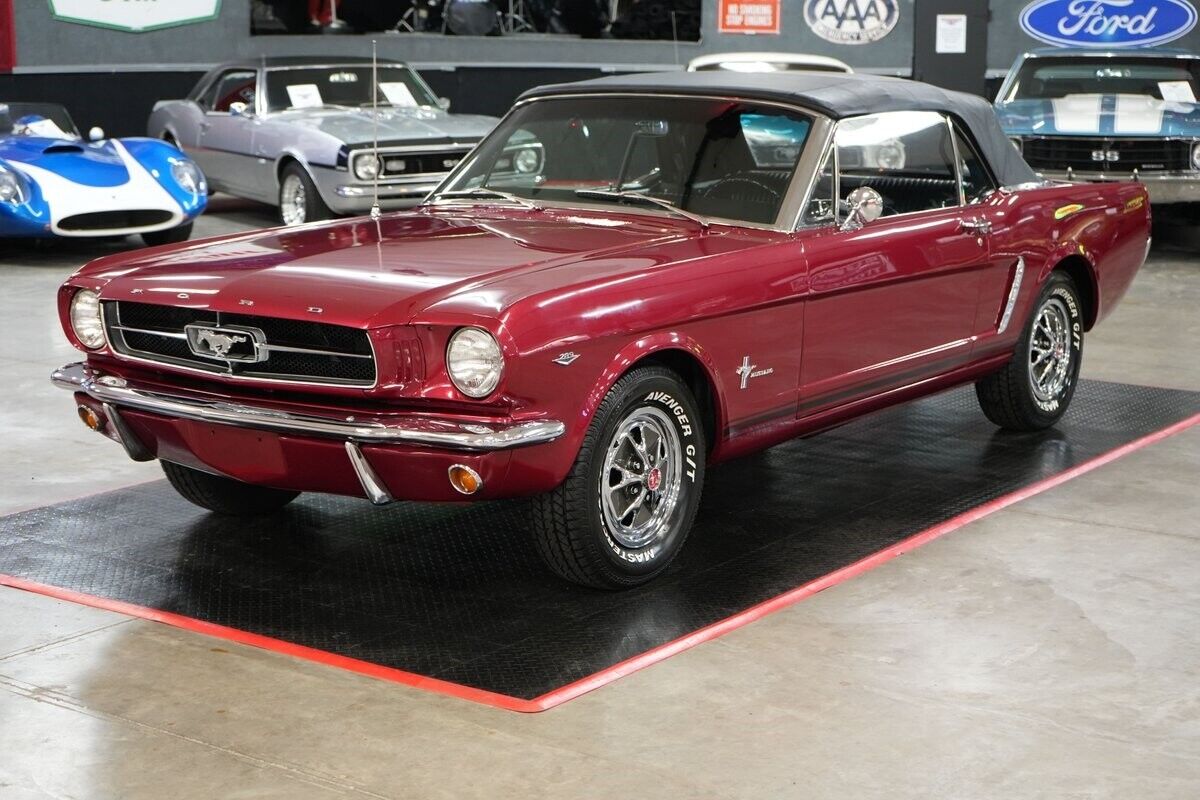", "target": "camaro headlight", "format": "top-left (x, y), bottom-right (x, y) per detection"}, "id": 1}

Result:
top-left (874, 140), bottom-right (905, 170)
top-left (170, 158), bottom-right (204, 197)
top-left (1192, 141), bottom-right (1200, 170)
top-left (354, 153), bottom-right (382, 181)
top-left (1009, 136), bottom-right (1024, 152)
top-left (0, 165), bottom-right (28, 204)
top-left (70, 289), bottom-right (106, 350)
top-left (514, 148), bottom-right (540, 174)
top-left (446, 327), bottom-right (503, 398)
